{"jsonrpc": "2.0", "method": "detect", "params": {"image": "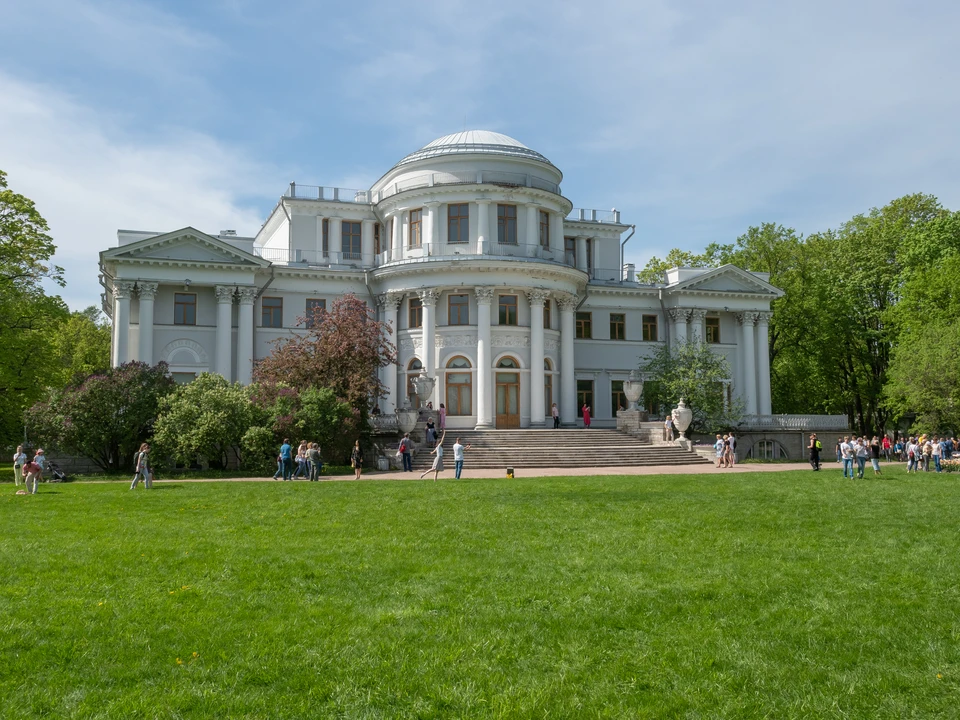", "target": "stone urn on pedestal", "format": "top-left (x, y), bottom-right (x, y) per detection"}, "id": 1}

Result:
top-left (616, 371), bottom-right (649, 433)
top-left (671, 398), bottom-right (694, 451)
top-left (395, 403), bottom-right (419, 435)
top-left (623, 371), bottom-right (644, 412)
top-left (410, 373), bottom-right (437, 439)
